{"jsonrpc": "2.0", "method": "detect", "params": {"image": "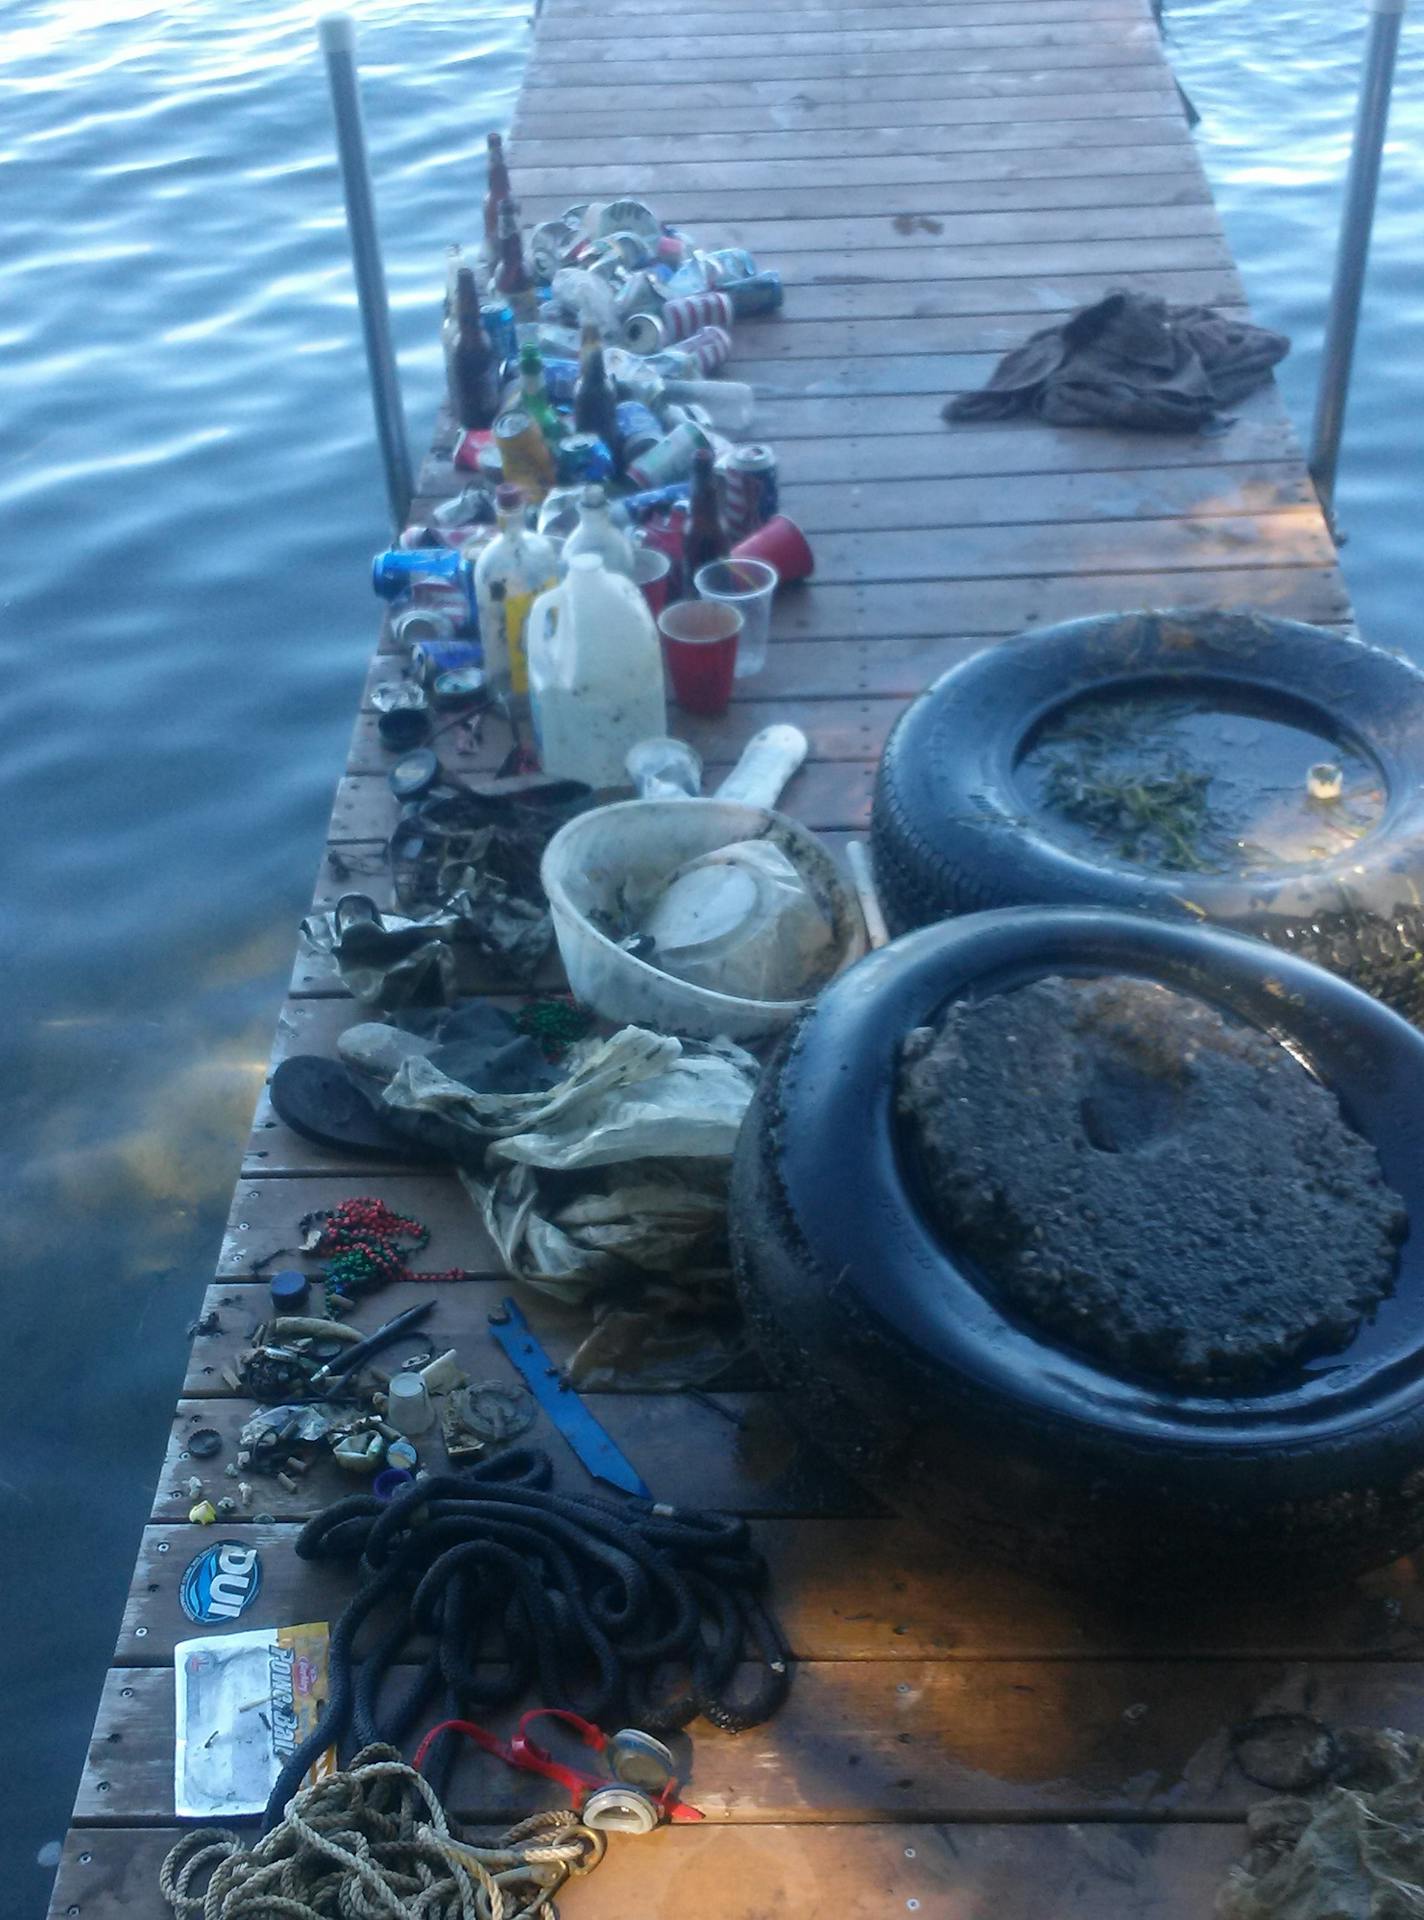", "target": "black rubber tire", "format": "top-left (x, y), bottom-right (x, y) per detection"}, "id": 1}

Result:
top-left (731, 908), bottom-right (1424, 1590)
top-left (871, 610), bottom-right (1424, 1023)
